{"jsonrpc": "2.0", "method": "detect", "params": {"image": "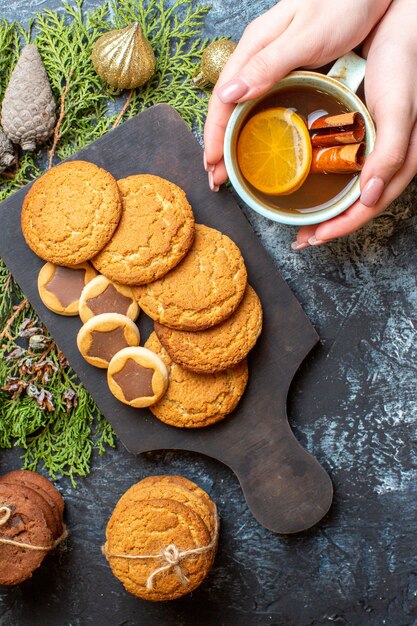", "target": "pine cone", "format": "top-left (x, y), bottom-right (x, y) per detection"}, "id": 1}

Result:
top-left (0, 130), bottom-right (15, 172)
top-left (1, 45), bottom-right (56, 151)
